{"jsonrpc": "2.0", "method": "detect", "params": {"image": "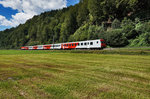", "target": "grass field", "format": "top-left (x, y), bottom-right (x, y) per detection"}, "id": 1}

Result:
top-left (0, 50), bottom-right (150, 99)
